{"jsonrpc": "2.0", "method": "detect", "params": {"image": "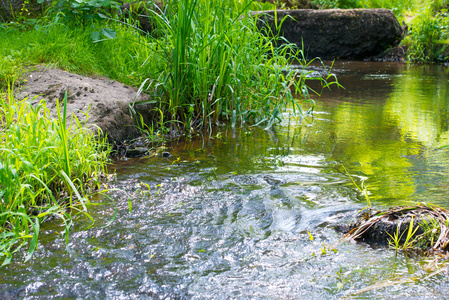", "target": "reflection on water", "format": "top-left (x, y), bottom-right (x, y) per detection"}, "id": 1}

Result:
top-left (304, 61), bottom-right (449, 205)
top-left (1, 62), bottom-right (449, 299)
